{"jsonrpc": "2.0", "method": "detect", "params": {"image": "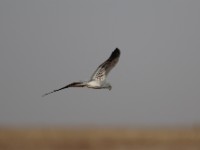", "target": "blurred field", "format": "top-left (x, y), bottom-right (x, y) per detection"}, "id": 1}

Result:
top-left (0, 127), bottom-right (200, 150)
